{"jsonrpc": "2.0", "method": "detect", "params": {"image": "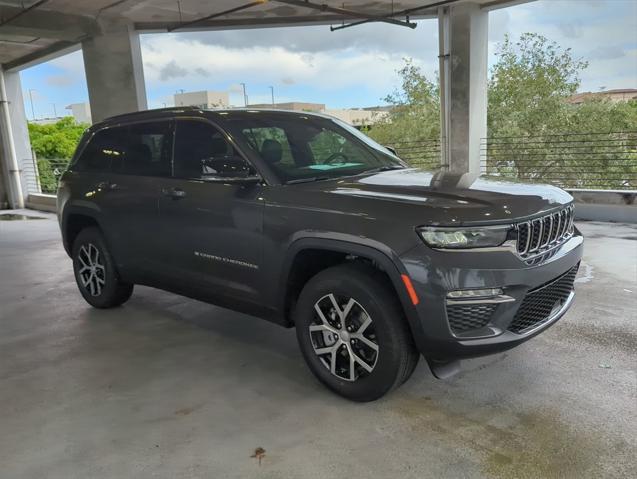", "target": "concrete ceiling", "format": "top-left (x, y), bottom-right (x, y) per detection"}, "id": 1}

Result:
top-left (0, 0), bottom-right (531, 71)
